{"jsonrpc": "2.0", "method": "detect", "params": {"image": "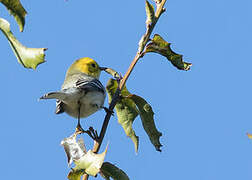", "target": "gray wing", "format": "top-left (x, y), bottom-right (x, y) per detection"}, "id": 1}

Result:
top-left (76, 78), bottom-right (105, 94)
top-left (55, 78), bottom-right (104, 114)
